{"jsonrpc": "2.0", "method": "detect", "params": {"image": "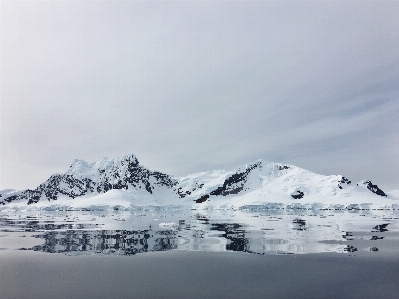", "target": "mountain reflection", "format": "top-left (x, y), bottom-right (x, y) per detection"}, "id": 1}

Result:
top-left (32, 224), bottom-right (251, 255)
top-left (0, 210), bottom-right (395, 256)
top-left (33, 229), bottom-right (178, 255)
